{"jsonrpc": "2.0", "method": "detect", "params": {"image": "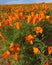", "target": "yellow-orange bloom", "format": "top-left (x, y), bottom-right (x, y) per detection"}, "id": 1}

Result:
top-left (15, 22), bottom-right (21, 30)
top-left (45, 62), bottom-right (48, 65)
top-left (31, 12), bottom-right (35, 17)
top-left (0, 22), bottom-right (2, 28)
top-left (2, 50), bottom-right (11, 59)
top-left (46, 16), bottom-right (50, 20)
top-left (25, 34), bottom-right (34, 41)
top-left (35, 26), bottom-right (43, 34)
top-left (48, 46), bottom-right (52, 54)
top-left (33, 17), bottom-right (37, 24)
top-left (27, 15), bottom-right (32, 23)
top-left (33, 47), bottom-right (40, 54)
top-left (19, 12), bottom-right (24, 20)
top-left (13, 53), bottom-right (19, 60)
top-left (29, 40), bottom-right (34, 45)
top-left (14, 13), bottom-right (19, 19)
top-left (25, 34), bottom-right (36, 45)
top-left (38, 14), bottom-right (45, 21)
top-left (0, 32), bottom-right (4, 40)
top-left (10, 43), bottom-right (20, 53)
